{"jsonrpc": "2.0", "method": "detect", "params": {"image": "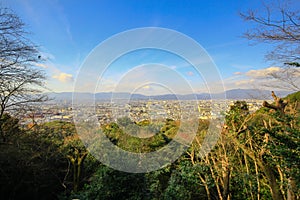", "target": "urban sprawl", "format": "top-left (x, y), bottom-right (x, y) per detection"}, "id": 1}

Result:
top-left (19, 99), bottom-right (265, 126)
